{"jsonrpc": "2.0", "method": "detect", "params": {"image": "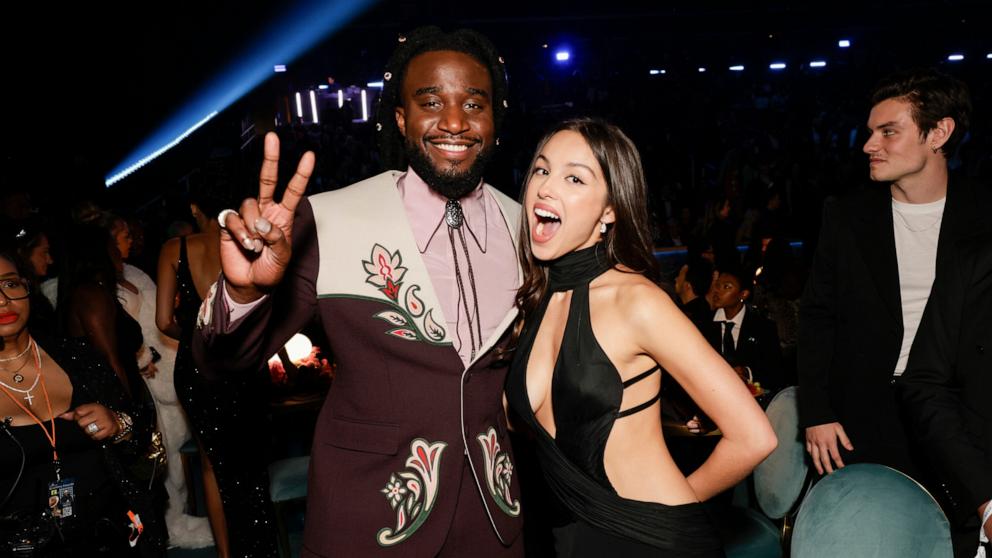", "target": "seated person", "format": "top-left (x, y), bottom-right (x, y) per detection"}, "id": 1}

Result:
top-left (674, 256), bottom-right (715, 332)
top-left (706, 263), bottom-right (784, 396)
